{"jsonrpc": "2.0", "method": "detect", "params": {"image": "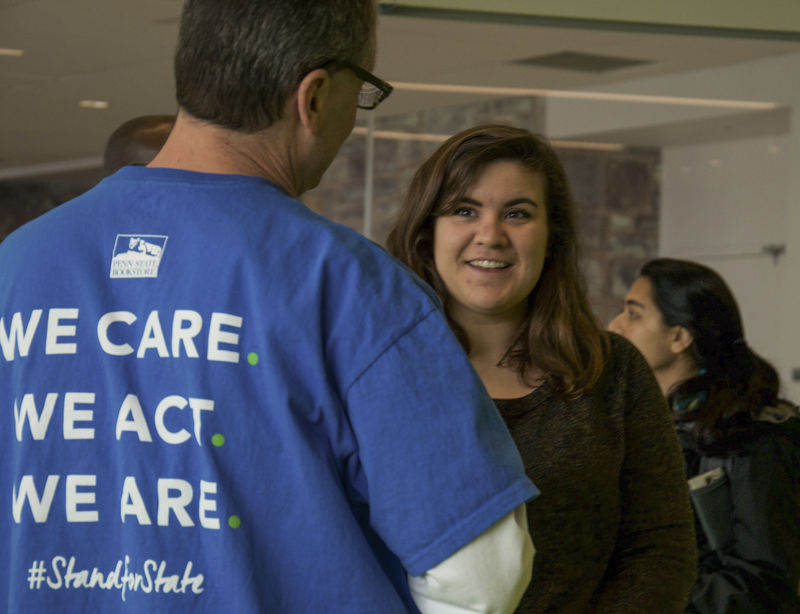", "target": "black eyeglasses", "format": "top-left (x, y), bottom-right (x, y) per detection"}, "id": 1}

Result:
top-left (322, 60), bottom-right (393, 110)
